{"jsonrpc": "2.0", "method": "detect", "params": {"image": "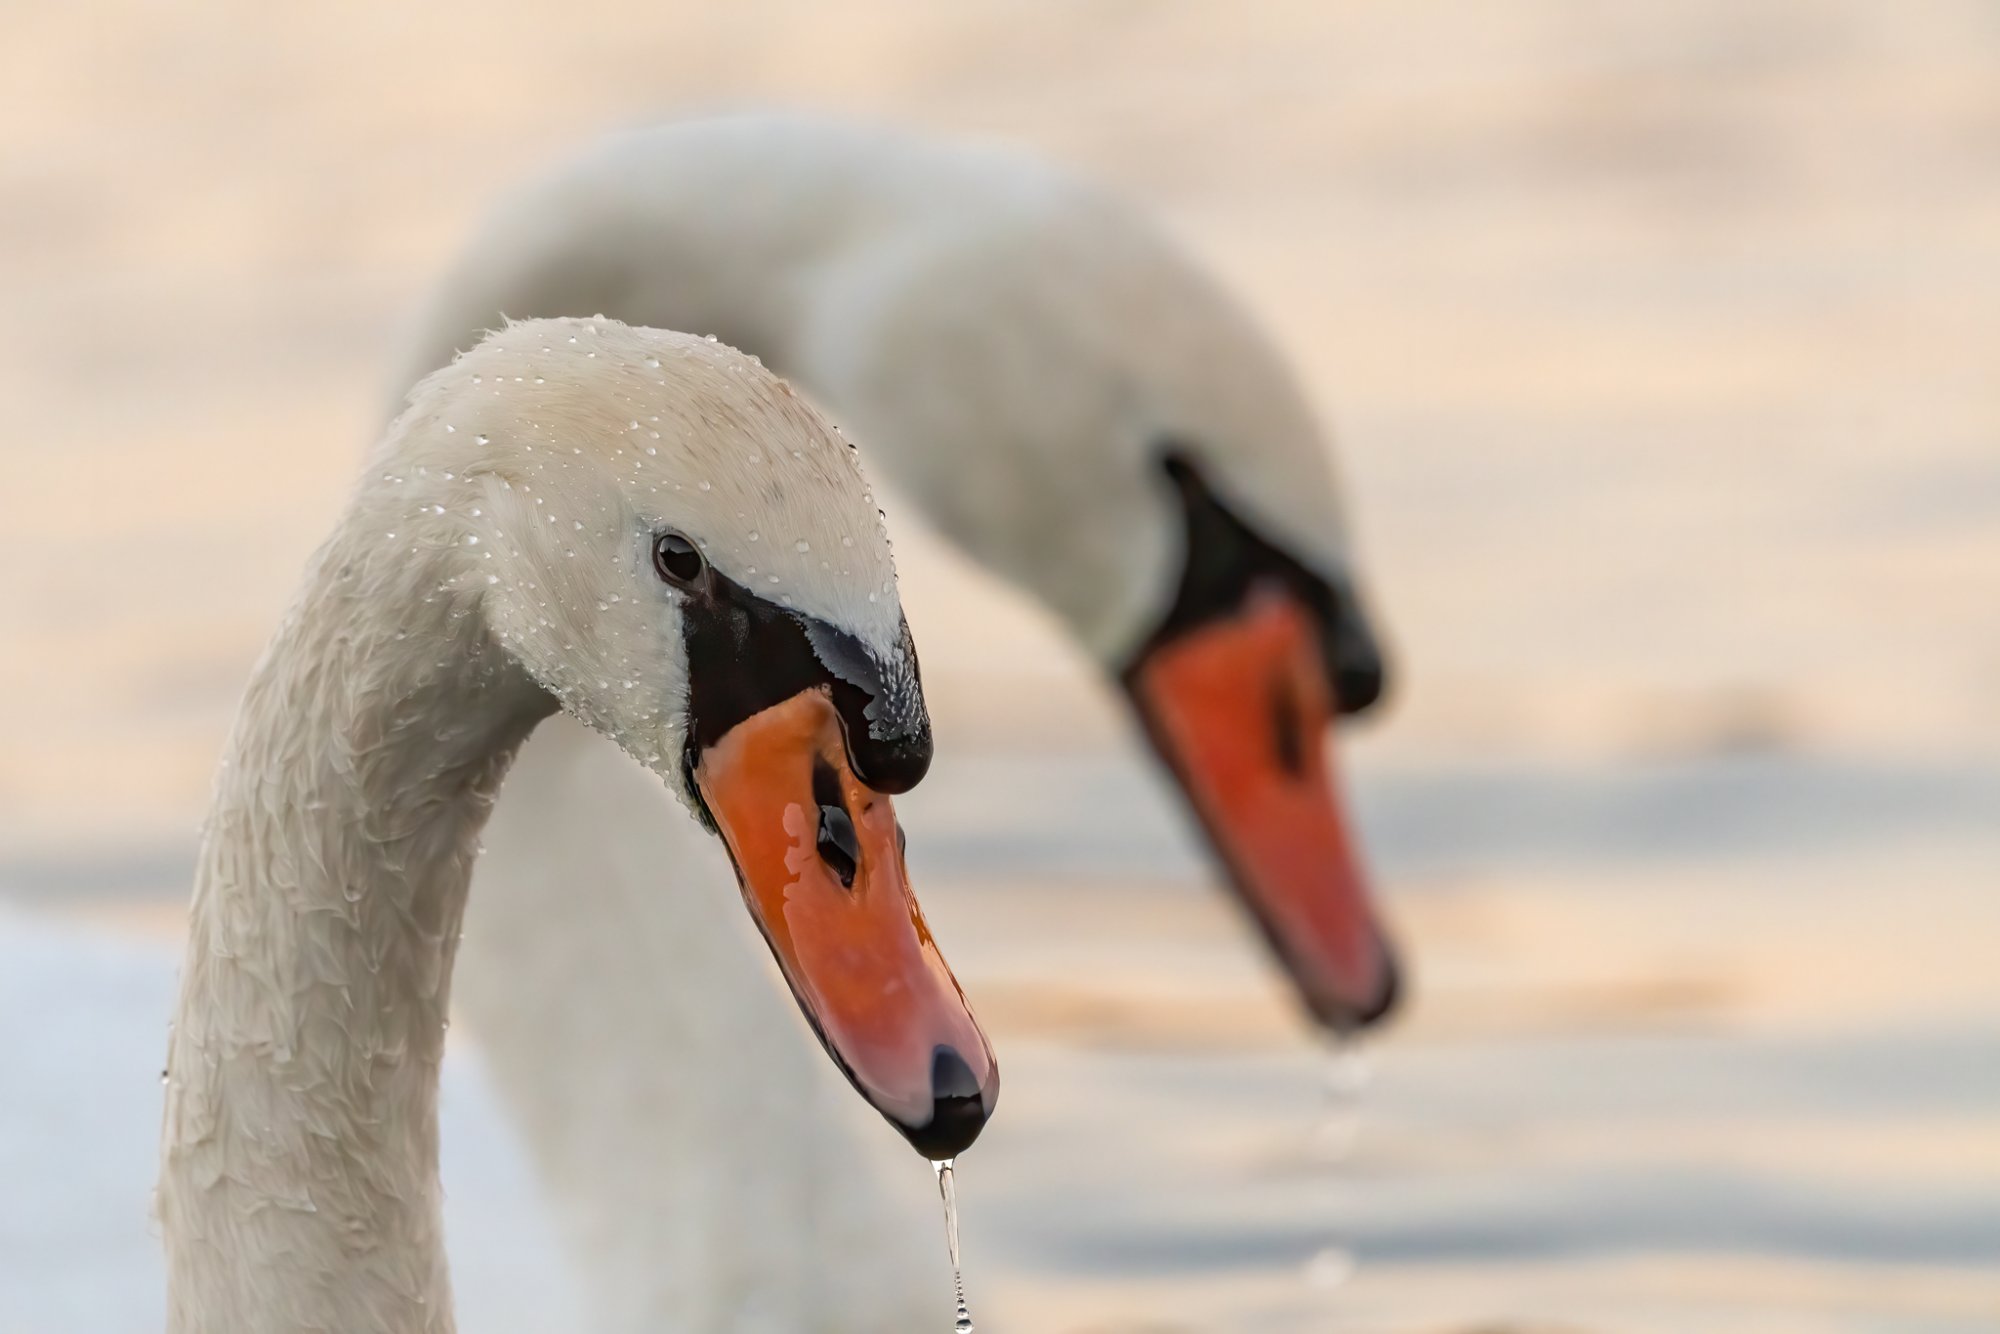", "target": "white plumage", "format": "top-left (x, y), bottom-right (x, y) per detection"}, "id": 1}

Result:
top-left (392, 114), bottom-right (1381, 1332)
top-left (159, 318), bottom-right (935, 1332)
